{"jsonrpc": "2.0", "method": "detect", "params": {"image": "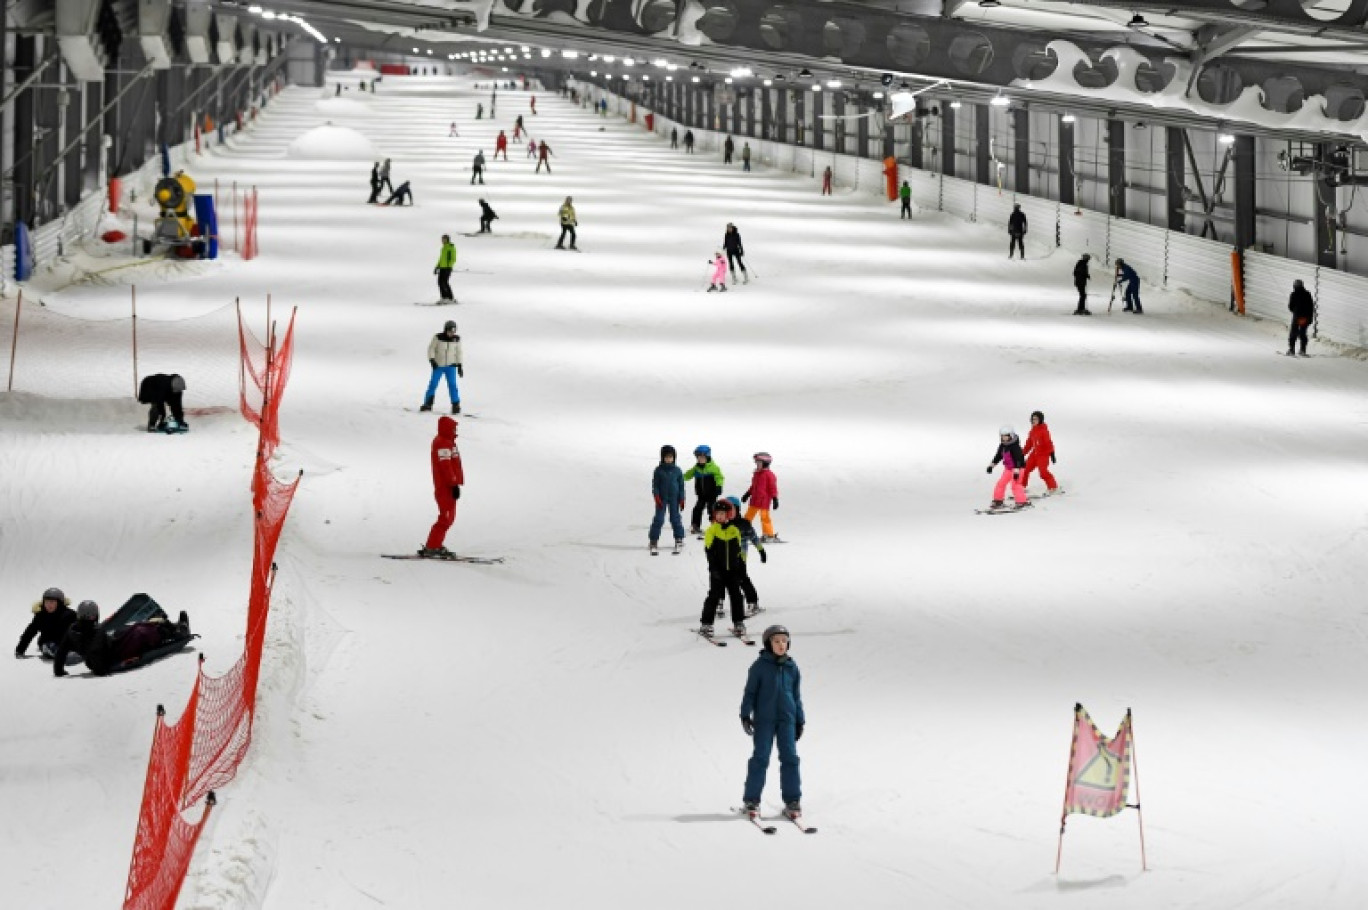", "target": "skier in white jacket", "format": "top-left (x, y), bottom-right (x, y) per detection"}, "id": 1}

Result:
top-left (421, 321), bottom-right (464, 414)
